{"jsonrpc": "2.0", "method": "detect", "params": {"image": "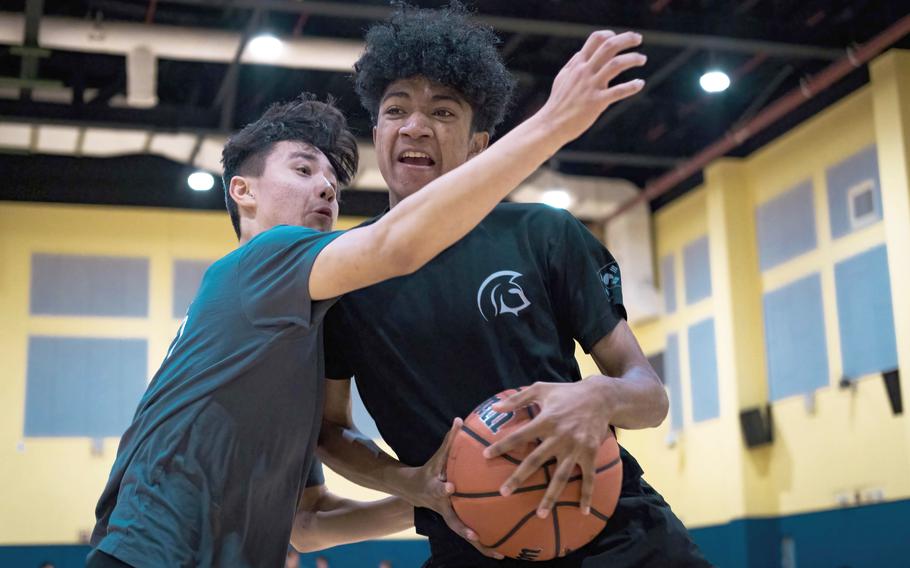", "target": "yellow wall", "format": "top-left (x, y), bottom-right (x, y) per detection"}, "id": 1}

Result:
top-left (613, 50), bottom-right (910, 529)
top-left (0, 203), bottom-right (381, 544)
